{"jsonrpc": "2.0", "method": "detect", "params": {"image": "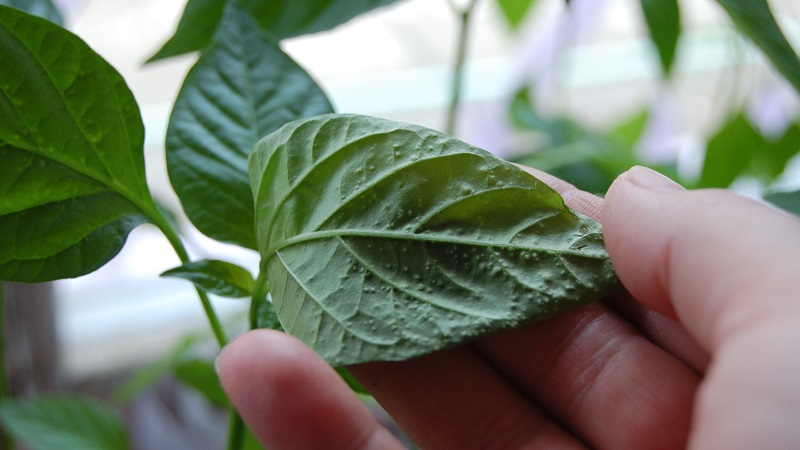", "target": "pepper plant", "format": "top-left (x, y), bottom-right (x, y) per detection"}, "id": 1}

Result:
top-left (1, 0), bottom-right (799, 449)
